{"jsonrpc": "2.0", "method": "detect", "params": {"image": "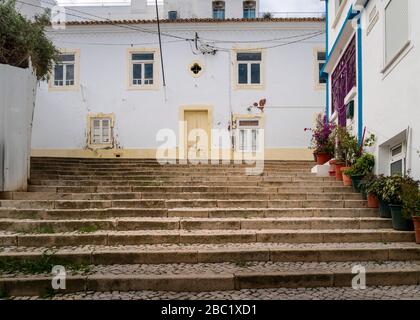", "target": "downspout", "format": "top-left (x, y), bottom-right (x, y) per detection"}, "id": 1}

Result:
top-left (325, 0), bottom-right (330, 119)
top-left (357, 17), bottom-right (363, 142)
